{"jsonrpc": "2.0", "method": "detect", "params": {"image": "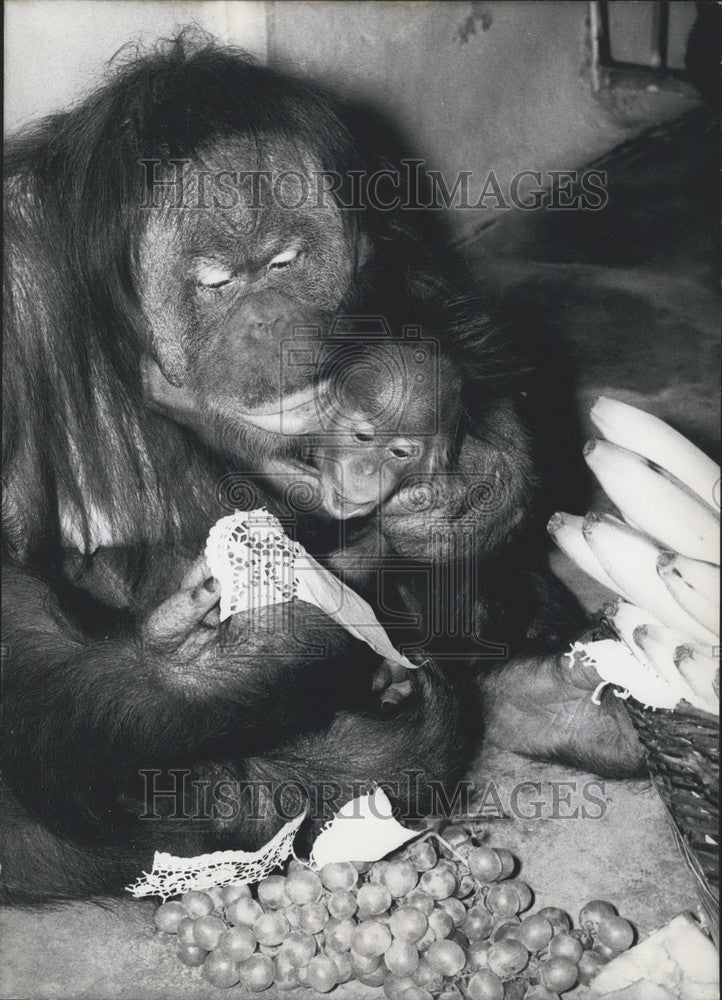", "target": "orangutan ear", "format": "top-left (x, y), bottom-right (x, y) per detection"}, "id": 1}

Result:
top-left (150, 333), bottom-right (189, 386)
top-left (141, 355), bottom-right (196, 421)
